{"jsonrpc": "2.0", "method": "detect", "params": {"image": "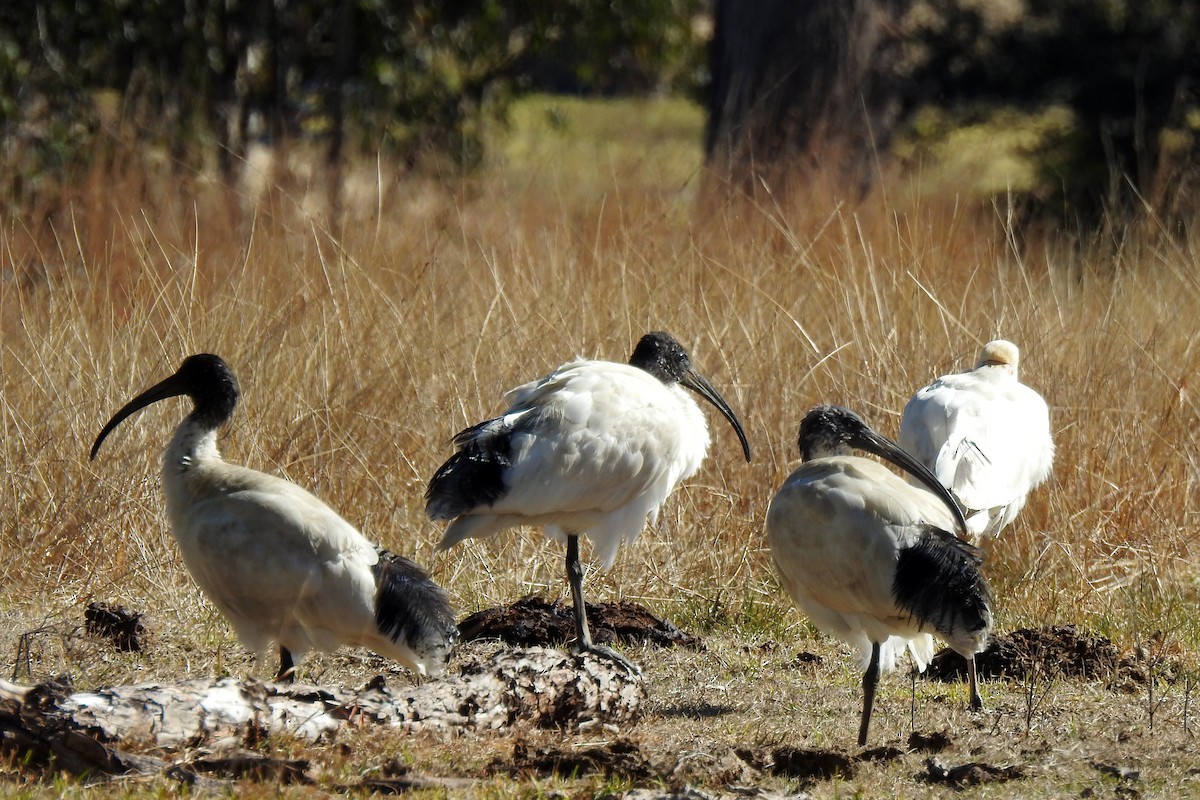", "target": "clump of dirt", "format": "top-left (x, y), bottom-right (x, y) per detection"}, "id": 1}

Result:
top-left (926, 625), bottom-right (1119, 682)
top-left (458, 596), bottom-right (704, 650)
top-left (788, 651), bottom-right (824, 669)
top-left (497, 738), bottom-right (652, 780)
top-left (84, 602), bottom-right (147, 653)
top-left (1091, 761), bottom-right (1141, 782)
top-left (908, 730), bottom-right (953, 753)
top-left (175, 750), bottom-right (311, 784)
top-left (859, 745), bottom-right (906, 762)
top-left (1109, 631), bottom-right (1191, 690)
top-left (736, 746), bottom-right (860, 781)
top-left (922, 757), bottom-right (1025, 788)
